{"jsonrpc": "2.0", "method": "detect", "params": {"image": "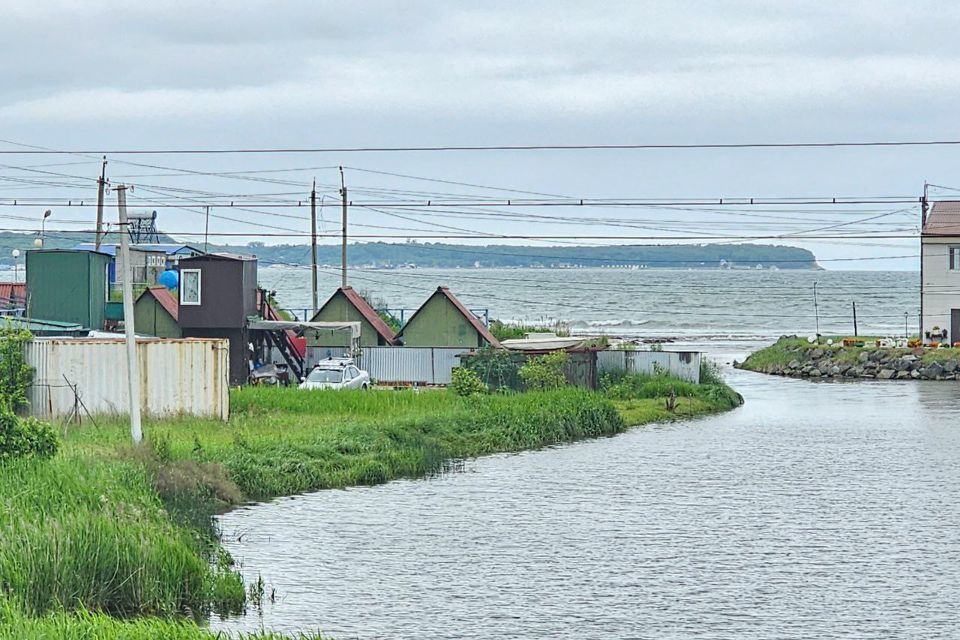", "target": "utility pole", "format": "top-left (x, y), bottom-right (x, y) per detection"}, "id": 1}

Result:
top-left (339, 166), bottom-right (348, 289)
top-left (852, 301), bottom-right (858, 337)
top-left (813, 281), bottom-right (820, 342)
top-left (115, 185), bottom-right (143, 445)
top-left (904, 312), bottom-right (909, 340)
top-left (204, 206), bottom-right (210, 253)
top-left (95, 156), bottom-right (107, 251)
top-left (310, 180), bottom-right (319, 311)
